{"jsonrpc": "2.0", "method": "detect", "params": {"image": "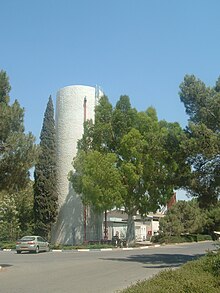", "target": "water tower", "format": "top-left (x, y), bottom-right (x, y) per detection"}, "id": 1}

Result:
top-left (52, 85), bottom-right (103, 245)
